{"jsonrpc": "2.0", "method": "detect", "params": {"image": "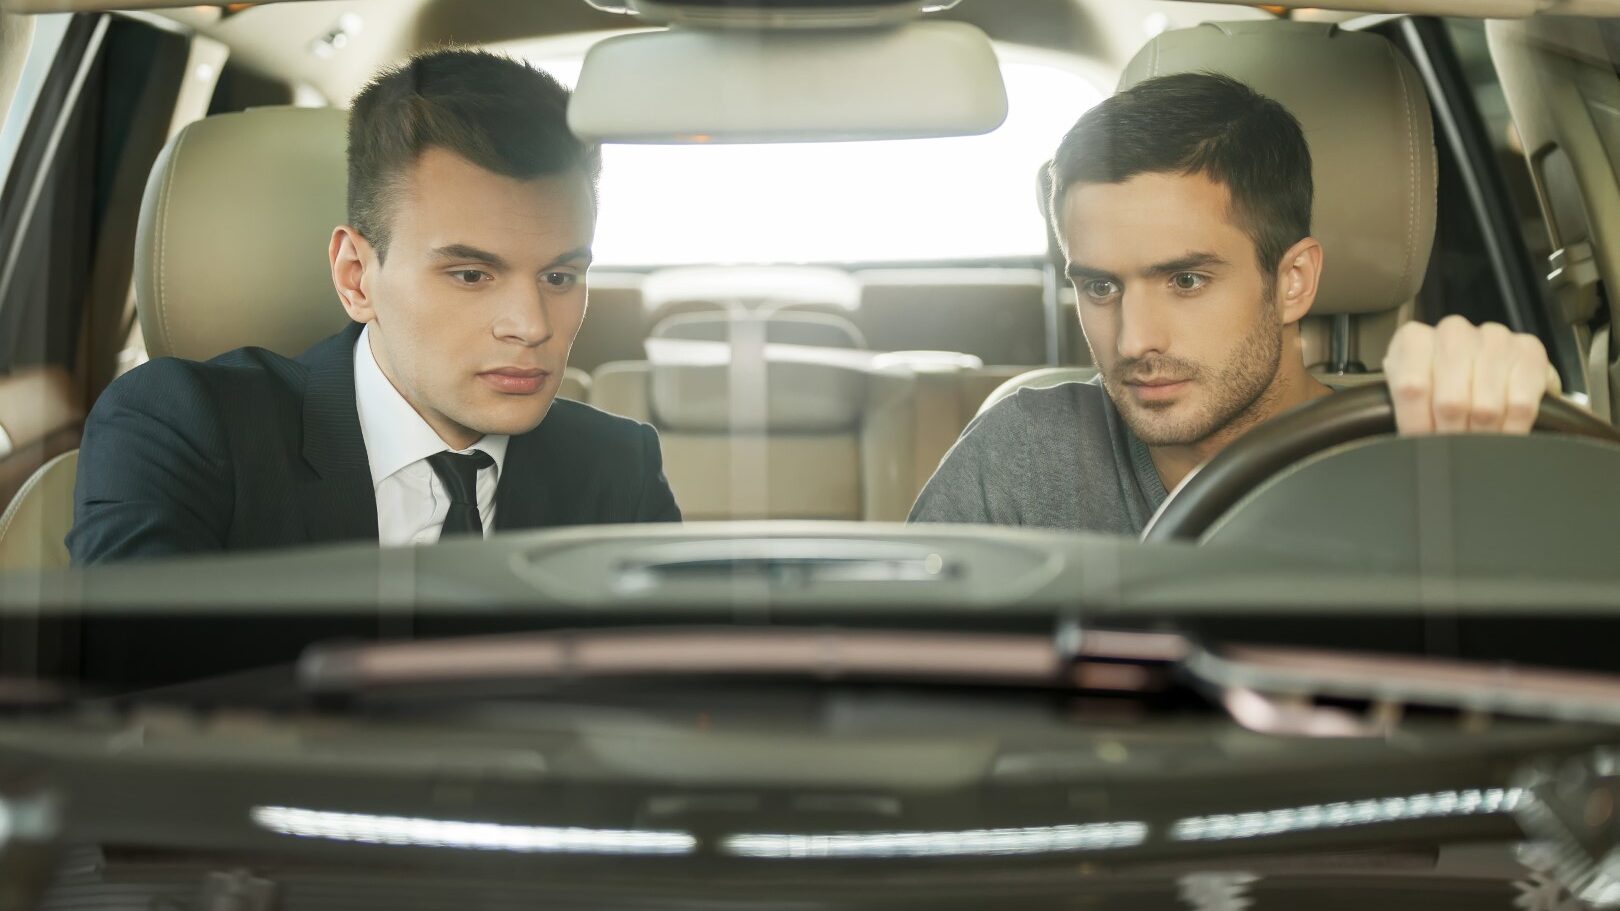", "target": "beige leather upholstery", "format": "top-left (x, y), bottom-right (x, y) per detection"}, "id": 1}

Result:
top-left (594, 311), bottom-right (872, 520)
top-left (0, 367), bottom-right (83, 572)
top-left (645, 312), bottom-right (868, 433)
top-left (1489, 17), bottom-right (1620, 422)
top-left (1120, 21), bottom-right (1437, 318)
top-left (134, 106), bottom-right (352, 361)
top-left (571, 272), bottom-right (649, 374)
top-left (0, 449), bottom-right (76, 571)
top-left (594, 310), bottom-right (1029, 521)
top-left (592, 360), bottom-right (863, 520)
top-left (0, 366), bottom-right (83, 507)
top-left (854, 269), bottom-right (1050, 366)
top-left (644, 266), bottom-right (861, 314)
top-left (558, 367), bottom-right (591, 403)
top-left (1, 108), bottom-right (350, 570)
top-left (860, 363), bottom-right (1031, 520)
